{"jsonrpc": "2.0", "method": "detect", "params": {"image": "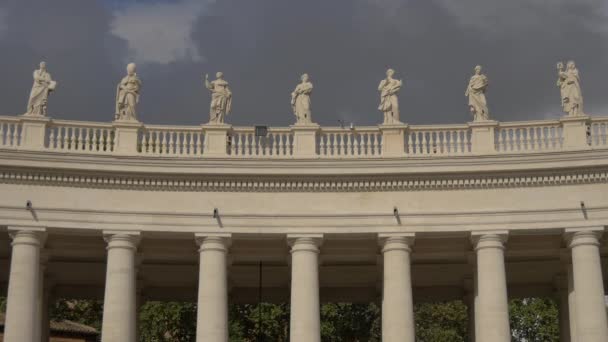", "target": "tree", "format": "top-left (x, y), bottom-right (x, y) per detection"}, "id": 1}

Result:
top-left (321, 303), bottom-right (381, 342)
top-left (139, 301), bottom-right (197, 342)
top-left (509, 298), bottom-right (559, 342)
top-left (414, 301), bottom-right (468, 342)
